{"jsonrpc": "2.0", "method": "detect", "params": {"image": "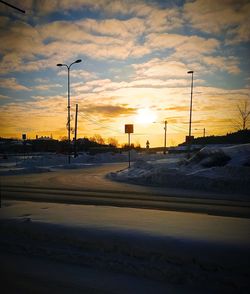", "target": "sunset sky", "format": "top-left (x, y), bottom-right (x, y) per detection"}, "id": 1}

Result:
top-left (0, 0), bottom-right (249, 147)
